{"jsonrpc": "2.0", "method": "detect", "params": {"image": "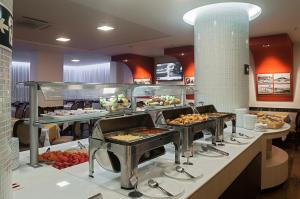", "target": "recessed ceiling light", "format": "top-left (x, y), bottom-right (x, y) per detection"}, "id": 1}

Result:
top-left (56, 37), bottom-right (70, 42)
top-left (97, 25), bottom-right (115, 31)
top-left (262, 44), bottom-right (271, 48)
top-left (123, 59), bottom-right (128, 63)
top-left (71, 59), bottom-right (80, 62)
top-left (183, 3), bottom-right (262, 25)
top-left (180, 53), bottom-right (185, 56)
